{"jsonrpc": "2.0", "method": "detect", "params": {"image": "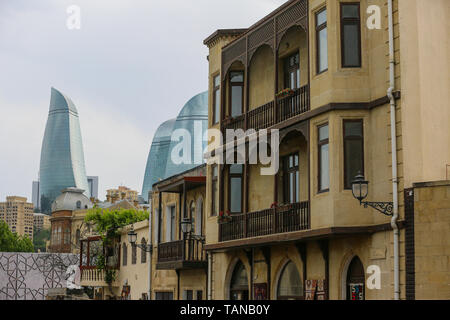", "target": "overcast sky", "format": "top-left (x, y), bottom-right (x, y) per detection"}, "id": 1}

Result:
top-left (0, 0), bottom-right (287, 202)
